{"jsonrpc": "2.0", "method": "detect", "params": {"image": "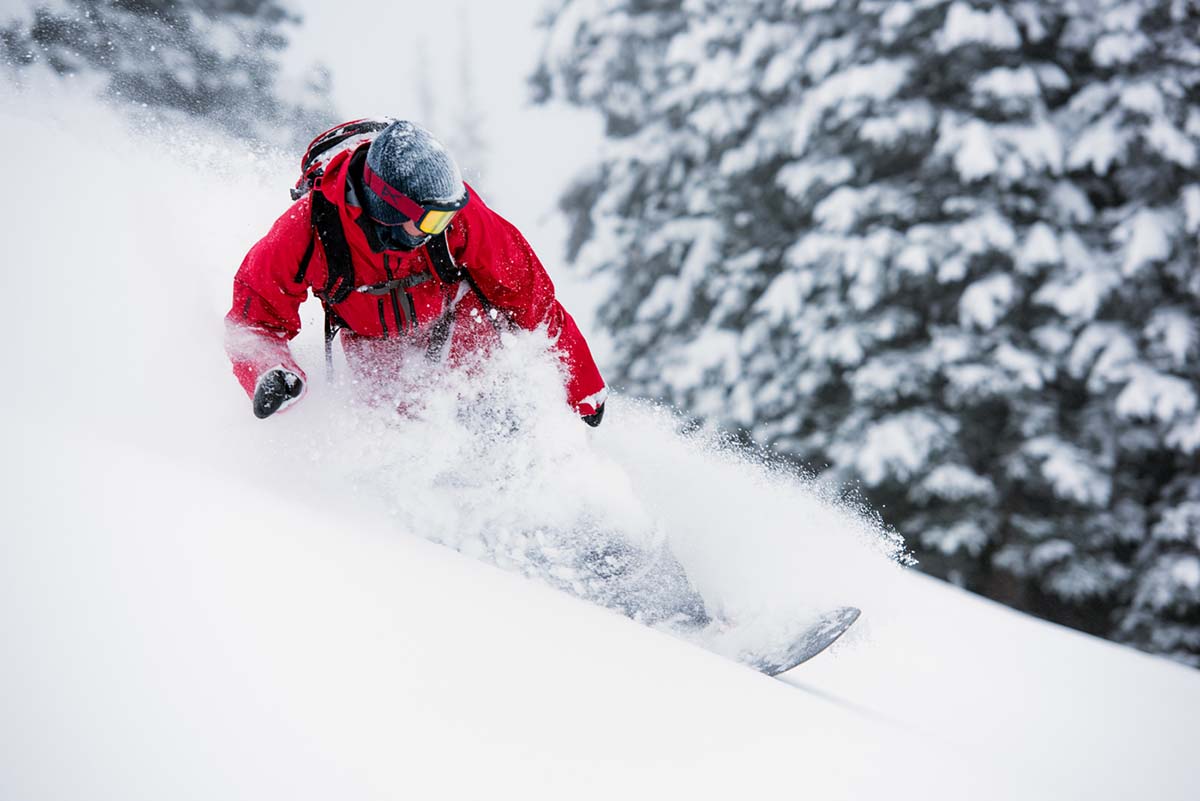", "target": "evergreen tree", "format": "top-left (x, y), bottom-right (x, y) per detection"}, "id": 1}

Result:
top-left (534, 0), bottom-right (1200, 665)
top-left (1, 0), bottom-right (334, 147)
